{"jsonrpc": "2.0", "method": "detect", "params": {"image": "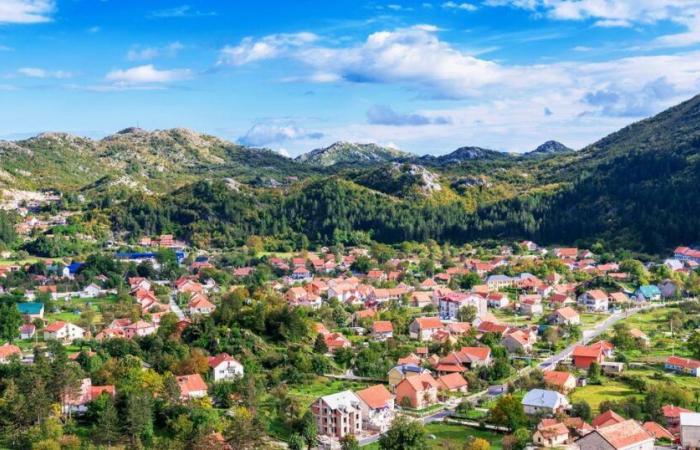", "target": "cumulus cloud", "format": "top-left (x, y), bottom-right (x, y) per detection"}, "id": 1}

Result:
top-left (218, 32), bottom-right (318, 66)
top-left (367, 105), bottom-right (451, 126)
top-left (105, 65), bottom-right (191, 85)
top-left (238, 122), bottom-right (324, 147)
top-left (0, 0), bottom-right (54, 24)
top-left (17, 67), bottom-right (71, 78)
top-left (126, 42), bottom-right (184, 61)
